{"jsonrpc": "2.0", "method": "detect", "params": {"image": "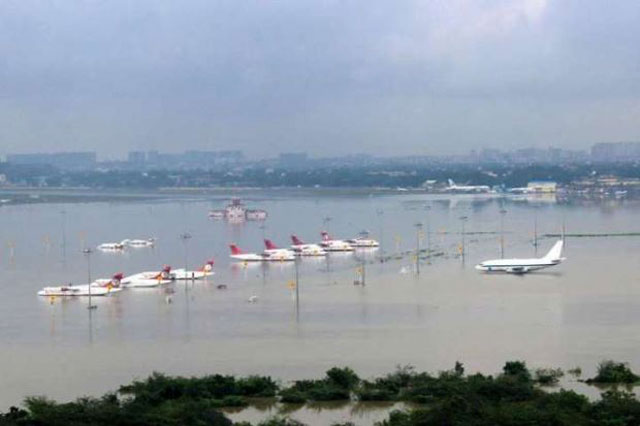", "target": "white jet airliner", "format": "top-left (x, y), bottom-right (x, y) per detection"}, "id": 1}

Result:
top-left (447, 179), bottom-right (491, 193)
top-left (475, 240), bottom-right (565, 274)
